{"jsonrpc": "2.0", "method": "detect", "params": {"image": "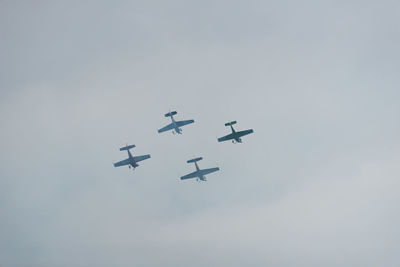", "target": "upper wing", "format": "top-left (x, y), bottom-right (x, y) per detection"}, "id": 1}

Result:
top-left (158, 123), bottom-right (174, 133)
top-left (199, 167), bottom-right (220, 176)
top-left (180, 171), bottom-right (199, 180)
top-left (175, 119), bottom-right (194, 127)
top-left (218, 133), bottom-right (235, 142)
top-left (113, 158), bottom-right (131, 167)
top-left (236, 129), bottom-right (254, 138)
top-left (132, 154), bottom-right (151, 162)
